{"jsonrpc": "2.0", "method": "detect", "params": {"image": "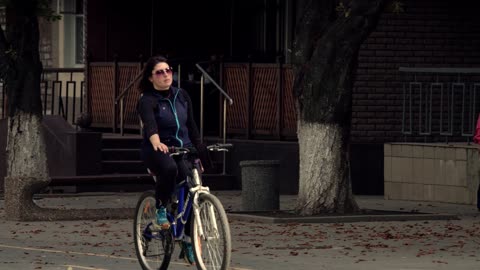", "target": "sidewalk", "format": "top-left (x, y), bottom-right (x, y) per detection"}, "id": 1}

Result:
top-left (21, 190), bottom-right (480, 218)
top-left (1, 190), bottom-right (474, 225)
top-left (1, 191), bottom-right (480, 270)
